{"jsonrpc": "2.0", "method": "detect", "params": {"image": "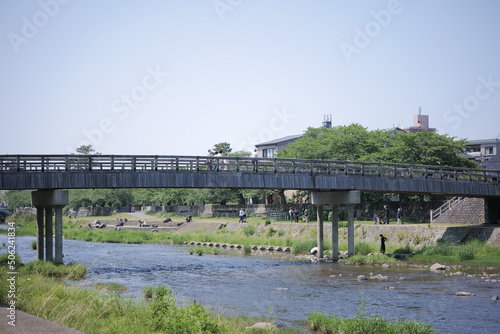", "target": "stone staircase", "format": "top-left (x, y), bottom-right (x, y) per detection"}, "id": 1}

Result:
top-left (430, 197), bottom-right (485, 224)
